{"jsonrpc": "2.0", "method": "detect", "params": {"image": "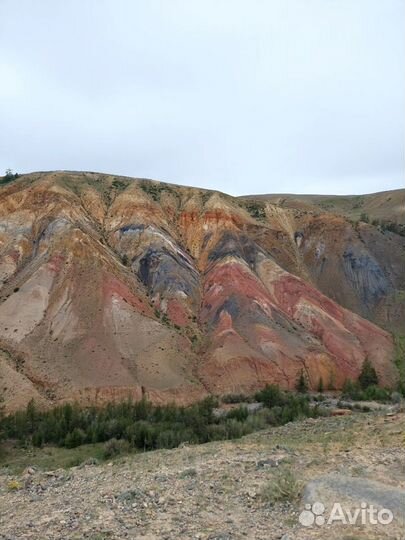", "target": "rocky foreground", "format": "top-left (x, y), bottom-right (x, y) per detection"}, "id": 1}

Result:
top-left (0, 411), bottom-right (404, 540)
